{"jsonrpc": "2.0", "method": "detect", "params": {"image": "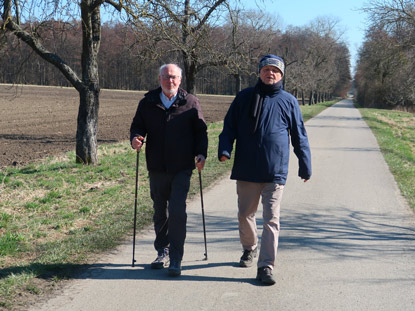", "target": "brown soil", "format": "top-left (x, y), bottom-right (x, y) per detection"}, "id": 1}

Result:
top-left (0, 84), bottom-right (233, 167)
